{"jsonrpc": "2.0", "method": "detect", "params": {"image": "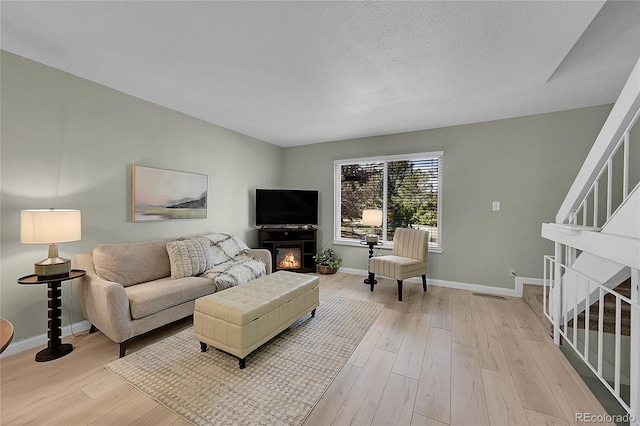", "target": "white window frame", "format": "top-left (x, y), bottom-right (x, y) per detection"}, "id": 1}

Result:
top-left (334, 151), bottom-right (443, 252)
